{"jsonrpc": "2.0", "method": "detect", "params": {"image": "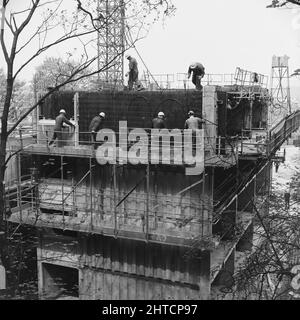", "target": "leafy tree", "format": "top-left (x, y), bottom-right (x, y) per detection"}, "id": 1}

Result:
top-left (33, 57), bottom-right (93, 91)
top-left (0, 68), bottom-right (33, 122)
